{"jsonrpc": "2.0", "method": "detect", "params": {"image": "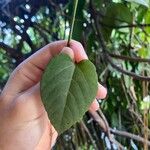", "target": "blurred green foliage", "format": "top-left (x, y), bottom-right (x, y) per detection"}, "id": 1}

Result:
top-left (0, 0), bottom-right (150, 149)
